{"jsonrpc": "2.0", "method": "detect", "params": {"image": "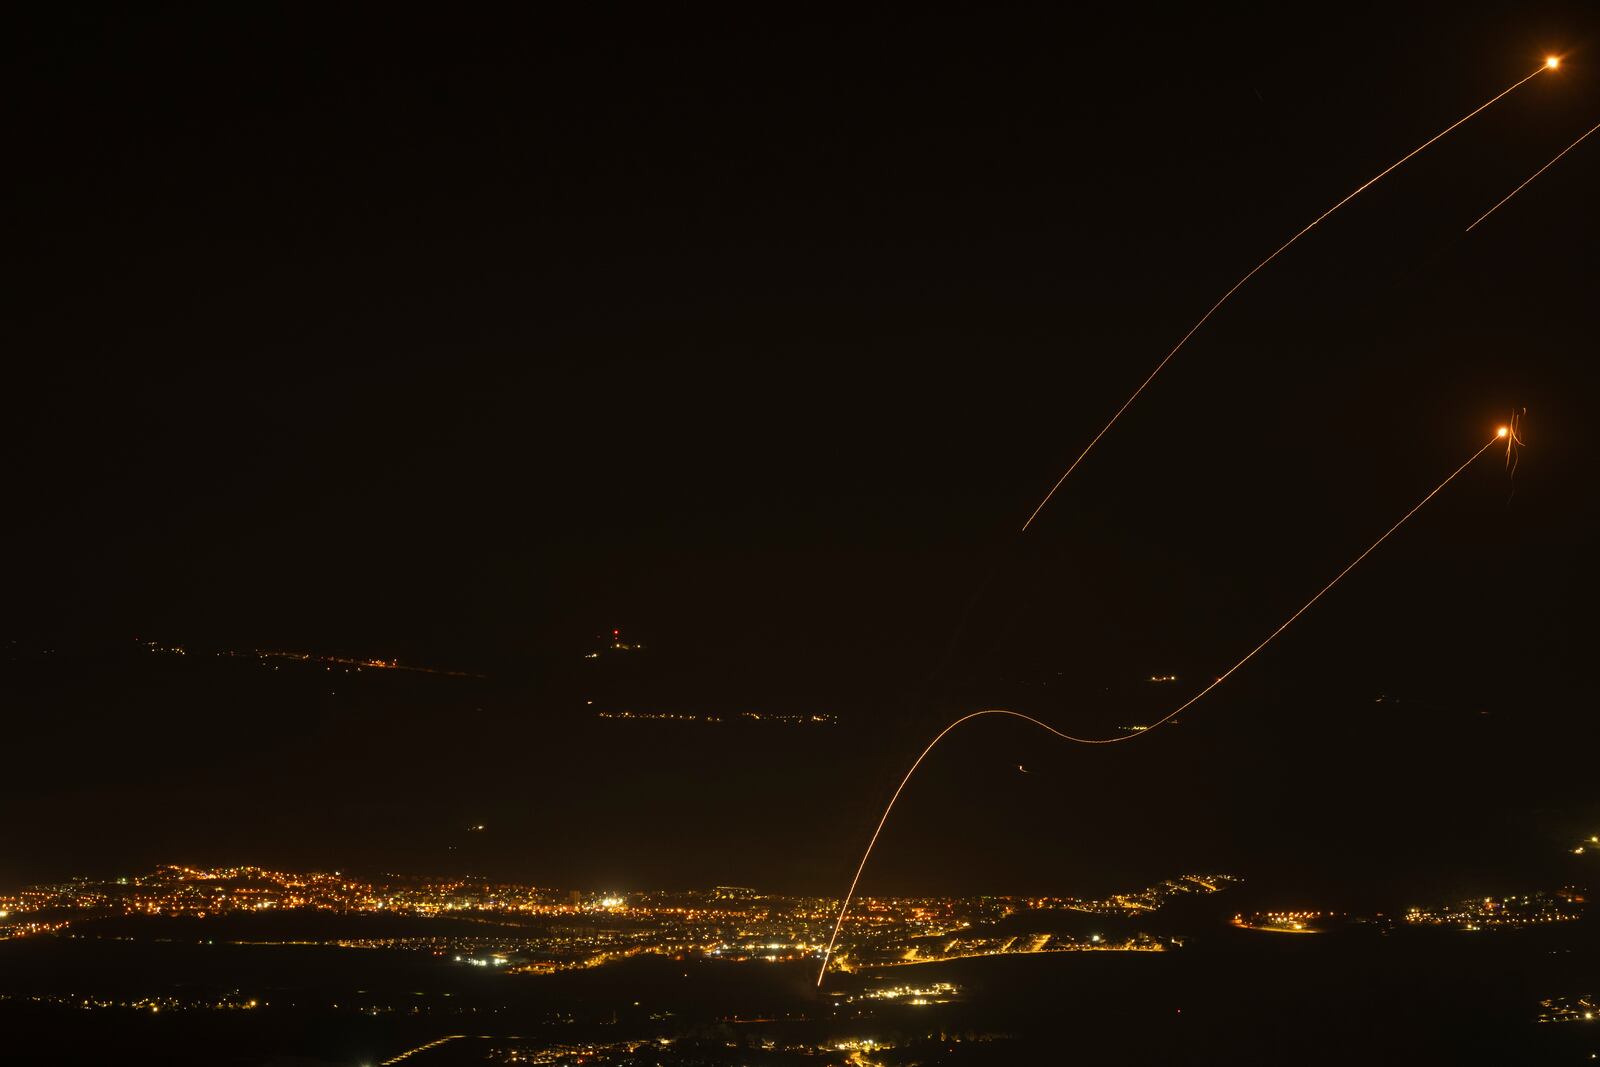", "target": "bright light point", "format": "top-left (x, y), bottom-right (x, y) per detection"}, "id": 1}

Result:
top-left (1497, 426), bottom-right (1508, 438)
top-left (1546, 56), bottom-right (1560, 69)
